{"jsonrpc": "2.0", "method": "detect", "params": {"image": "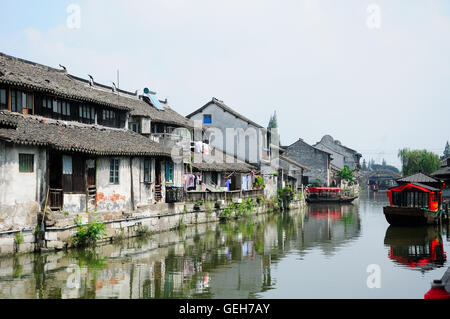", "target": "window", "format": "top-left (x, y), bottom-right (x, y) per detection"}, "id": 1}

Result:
top-left (203, 114), bottom-right (212, 124)
top-left (19, 154), bottom-right (34, 172)
top-left (110, 158), bottom-right (120, 184)
top-left (0, 88), bottom-right (7, 109)
top-left (61, 101), bottom-right (71, 116)
top-left (78, 104), bottom-right (95, 124)
top-left (11, 89), bottom-right (26, 113)
top-left (129, 122), bottom-right (139, 133)
top-left (144, 158), bottom-right (152, 183)
top-left (165, 161), bottom-right (174, 183)
top-left (26, 93), bottom-right (33, 112)
top-left (99, 108), bottom-right (118, 127)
